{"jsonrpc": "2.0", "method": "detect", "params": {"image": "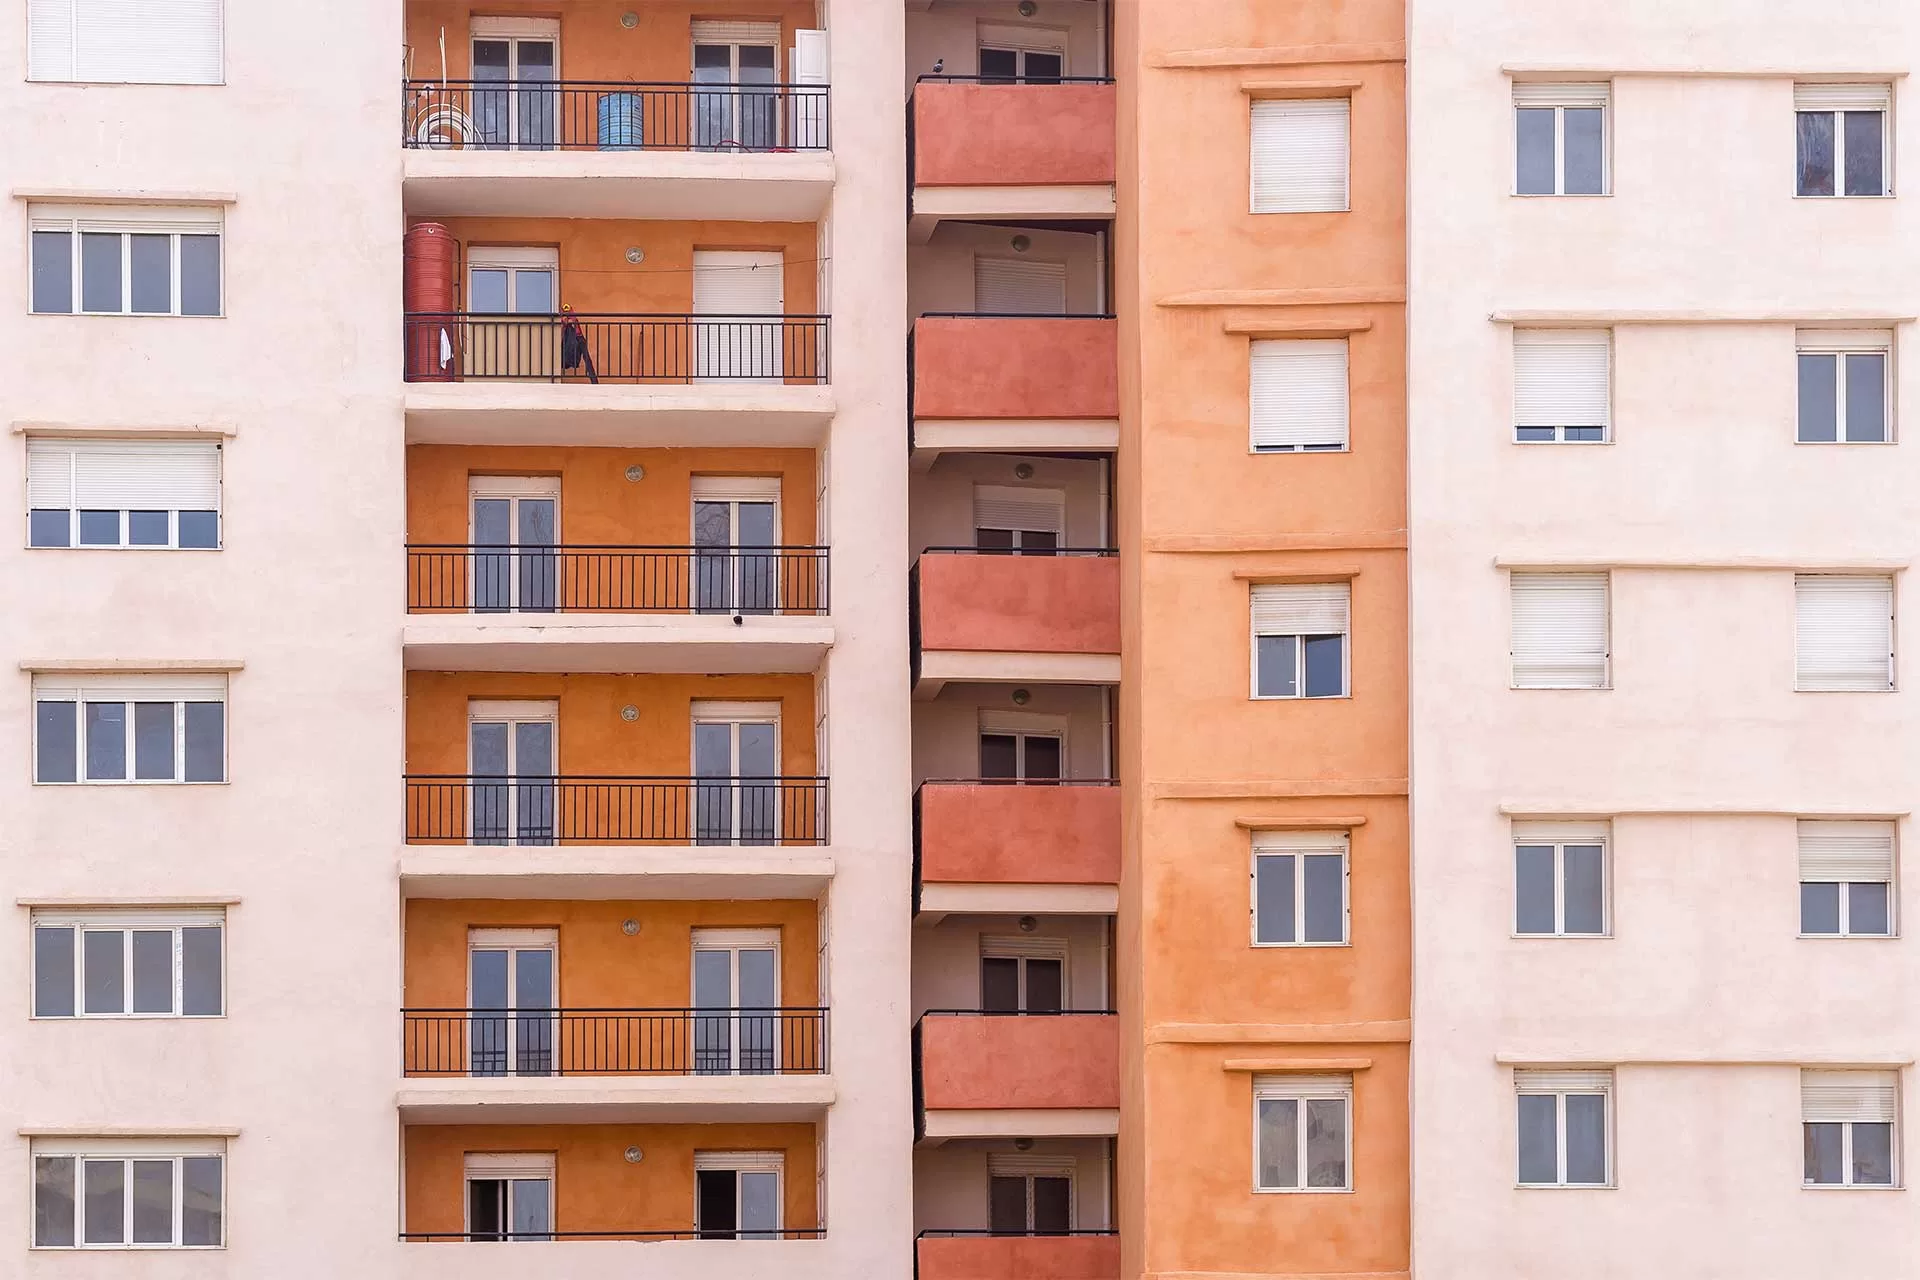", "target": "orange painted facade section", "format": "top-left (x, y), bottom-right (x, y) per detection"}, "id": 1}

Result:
top-left (915, 554), bottom-right (1120, 655)
top-left (916, 1233), bottom-right (1121, 1280)
top-left (403, 1122), bottom-right (817, 1238)
top-left (917, 784), bottom-right (1120, 887)
top-left (917, 1014), bottom-right (1119, 1112)
top-left (912, 82), bottom-right (1117, 187)
top-left (912, 317), bottom-right (1119, 421)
